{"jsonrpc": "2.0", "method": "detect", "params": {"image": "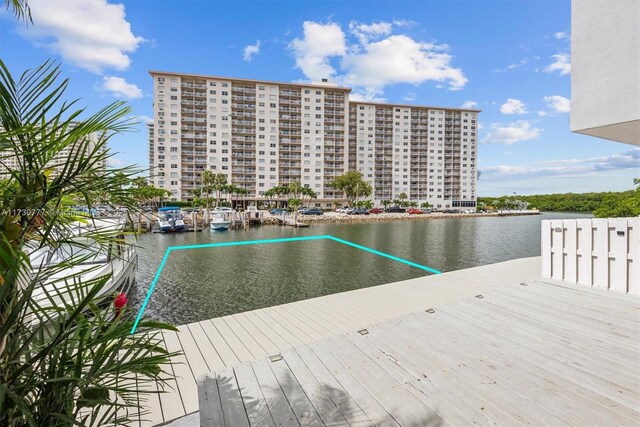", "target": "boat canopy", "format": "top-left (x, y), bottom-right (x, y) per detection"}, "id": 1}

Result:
top-left (158, 206), bottom-right (180, 211)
